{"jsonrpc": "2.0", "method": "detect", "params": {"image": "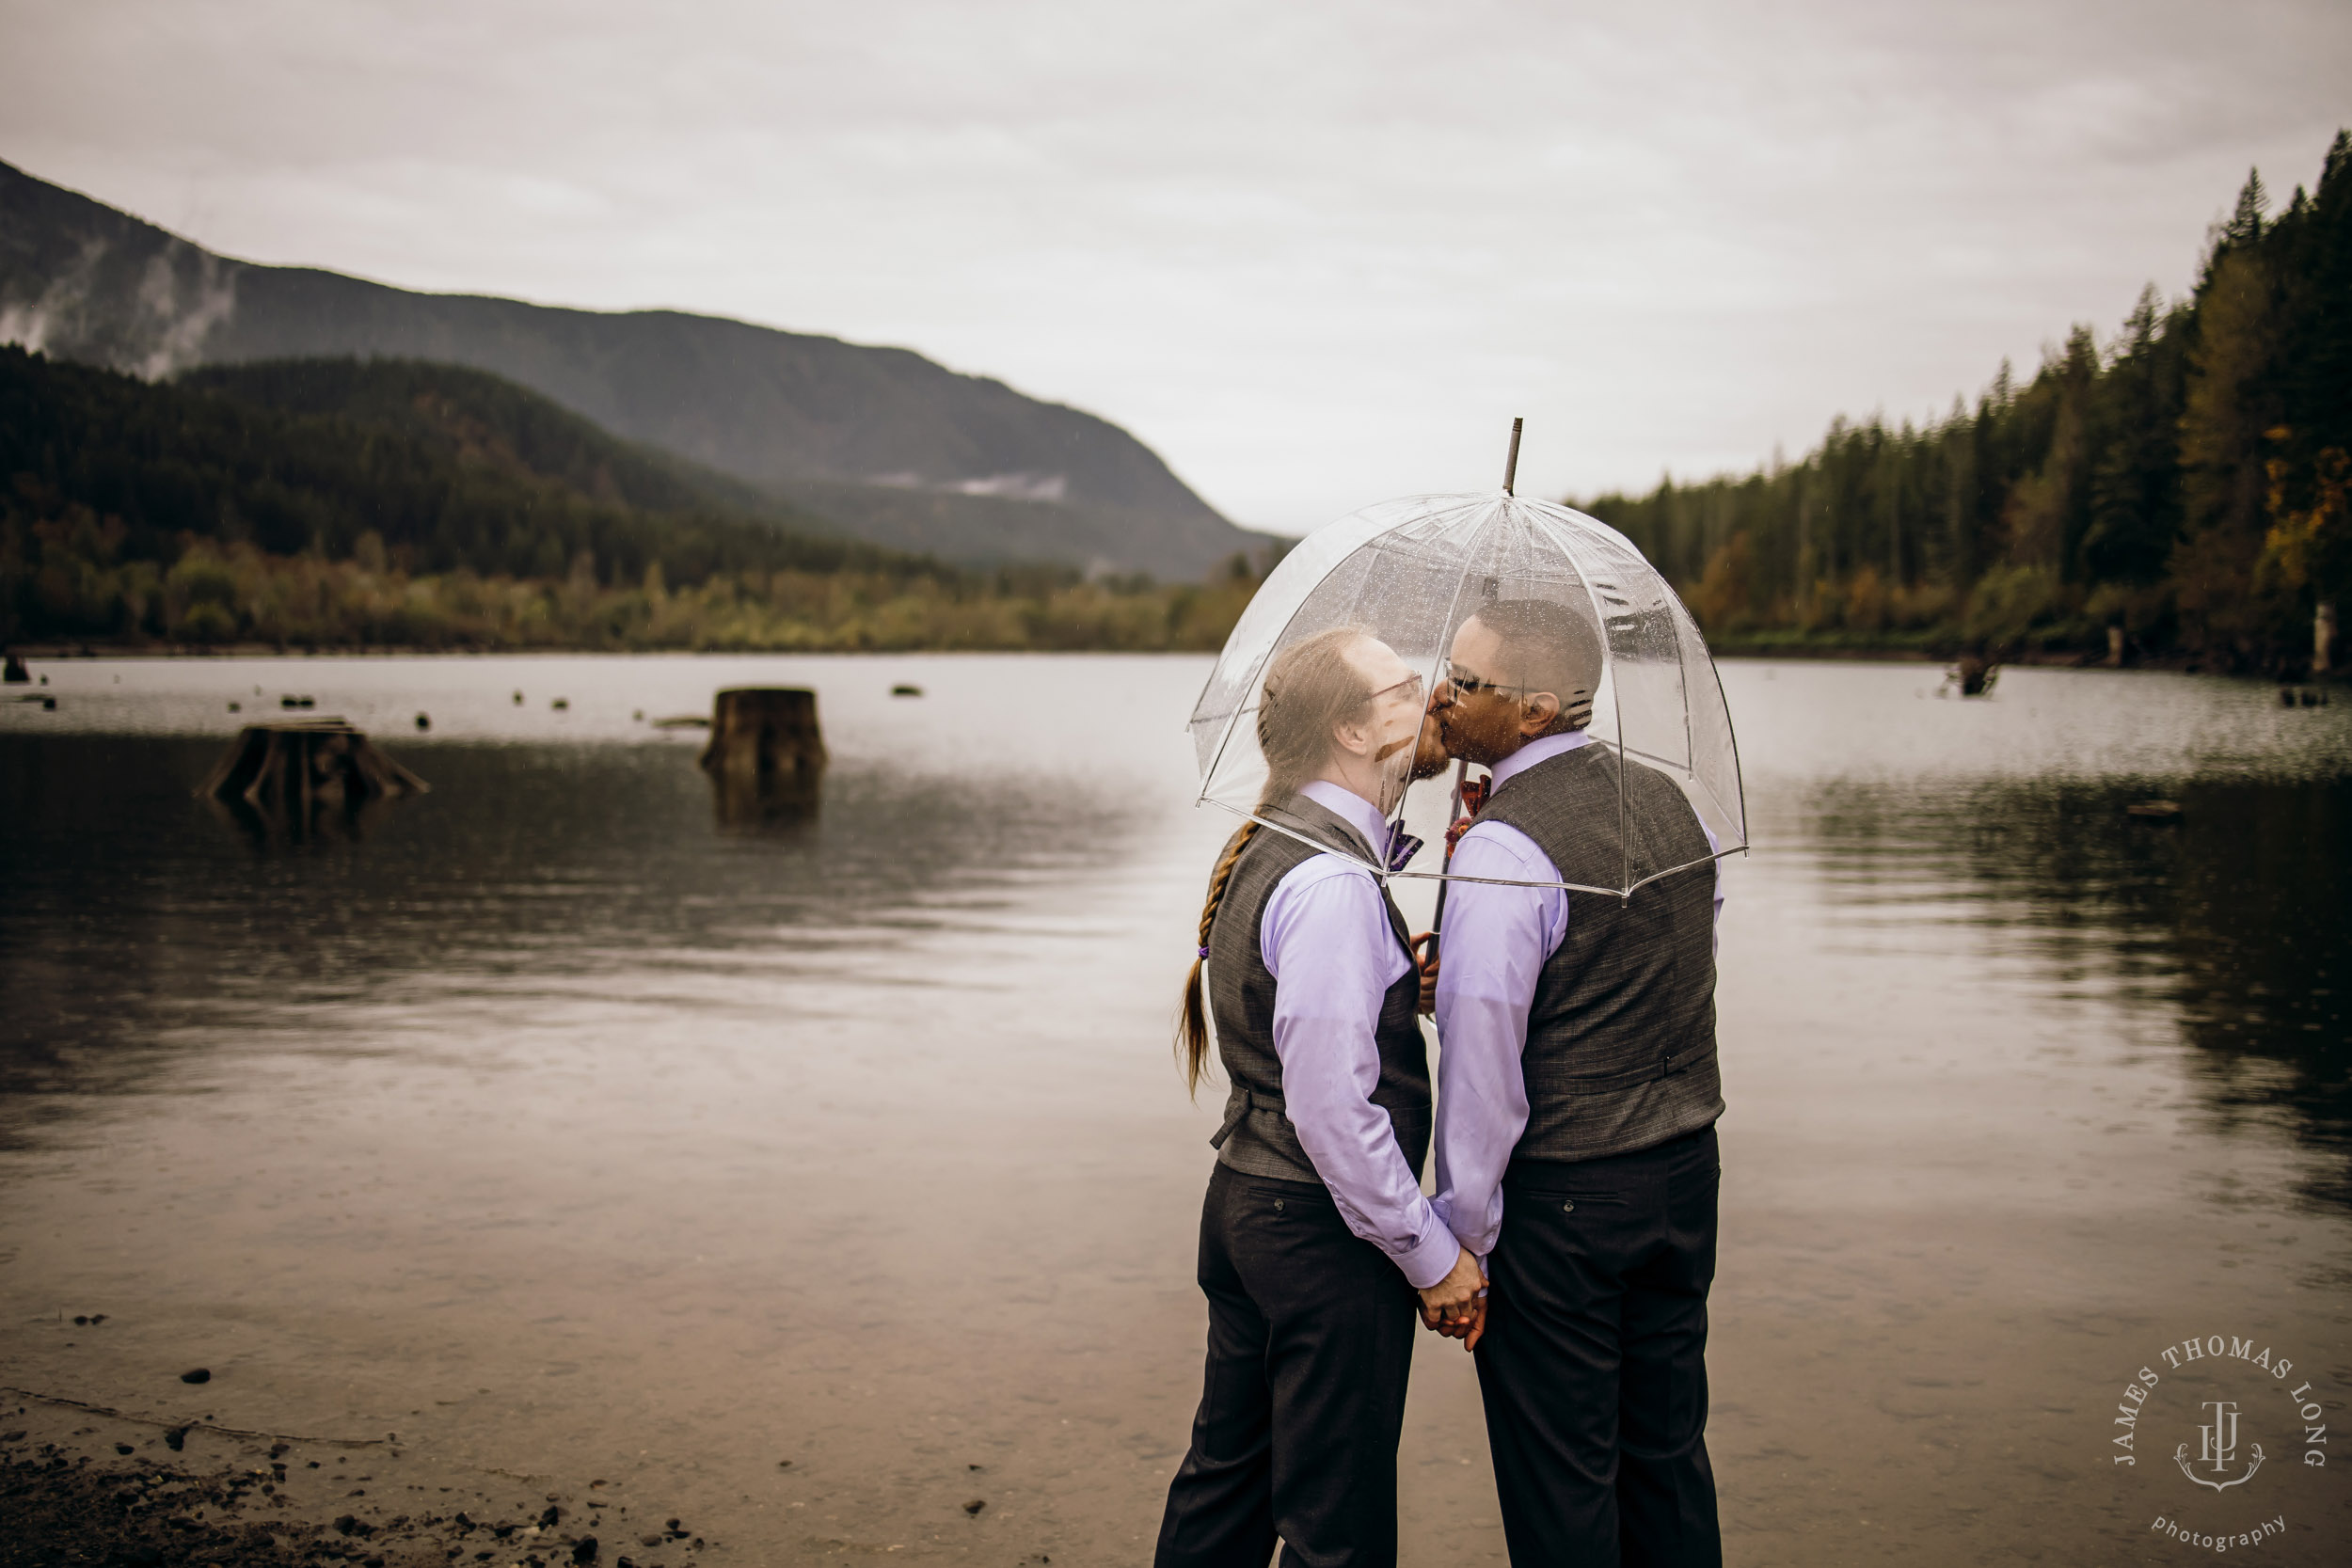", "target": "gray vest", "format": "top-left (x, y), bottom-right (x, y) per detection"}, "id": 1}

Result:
top-left (1477, 744), bottom-right (1723, 1162)
top-left (1204, 795), bottom-right (1431, 1184)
